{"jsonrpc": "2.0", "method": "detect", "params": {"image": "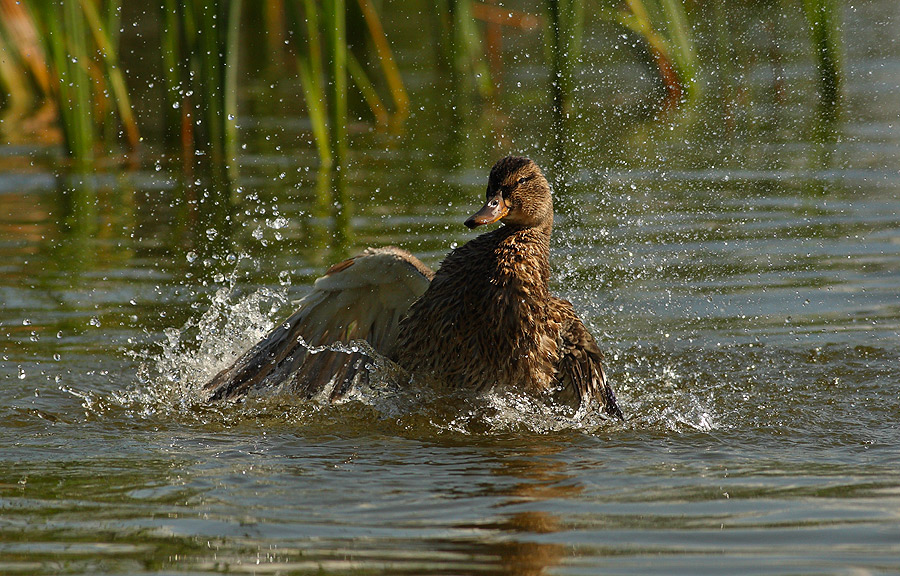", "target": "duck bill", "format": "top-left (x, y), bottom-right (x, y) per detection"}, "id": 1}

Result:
top-left (465, 194), bottom-right (508, 229)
